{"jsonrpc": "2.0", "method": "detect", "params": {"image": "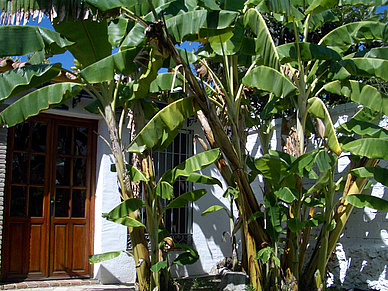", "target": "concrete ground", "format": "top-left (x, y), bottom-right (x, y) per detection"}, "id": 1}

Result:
top-left (11, 284), bottom-right (136, 291)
